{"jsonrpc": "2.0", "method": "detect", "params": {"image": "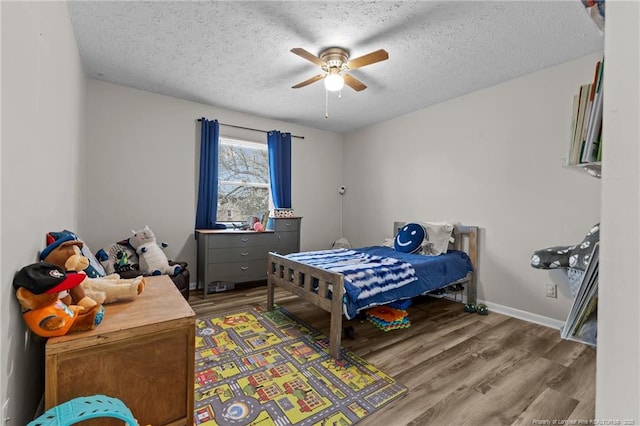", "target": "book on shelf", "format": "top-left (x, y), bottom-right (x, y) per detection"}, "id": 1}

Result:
top-left (568, 93), bottom-right (579, 163)
top-left (568, 59), bottom-right (604, 166)
top-left (569, 83), bottom-right (591, 165)
top-left (581, 60), bottom-right (604, 163)
top-left (561, 242), bottom-right (599, 347)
